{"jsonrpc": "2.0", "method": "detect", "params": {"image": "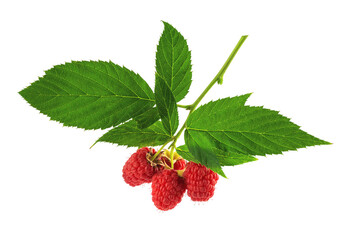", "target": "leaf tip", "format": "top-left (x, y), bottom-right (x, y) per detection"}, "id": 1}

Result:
top-left (18, 89), bottom-right (25, 97)
top-left (215, 166), bottom-right (227, 178)
top-left (18, 87), bottom-right (31, 103)
top-left (90, 141), bottom-right (98, 149)
top-left (219, 172), bottom-right (228, 179)
top-left (243, 92), bottom-right (253, 100)
top-left (161, 20), bottom-right (170, 27)
top-left (322, 140), bottom-right (333, 145)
